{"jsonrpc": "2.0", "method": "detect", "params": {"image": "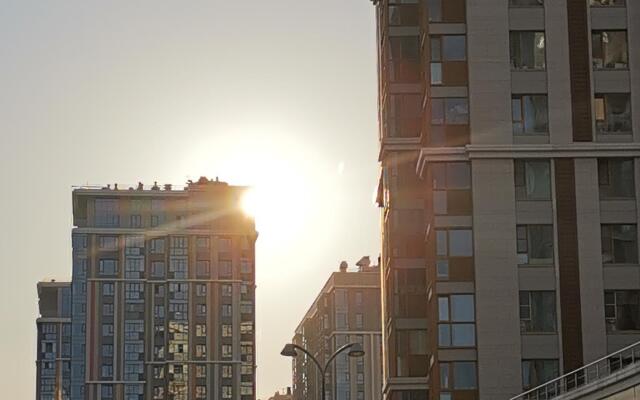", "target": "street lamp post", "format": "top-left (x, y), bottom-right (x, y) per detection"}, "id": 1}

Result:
top-left (281, 342), bottom-right (365, 400)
